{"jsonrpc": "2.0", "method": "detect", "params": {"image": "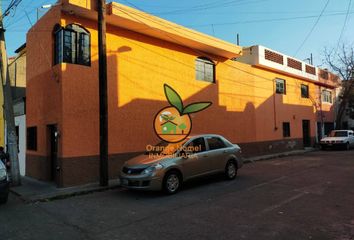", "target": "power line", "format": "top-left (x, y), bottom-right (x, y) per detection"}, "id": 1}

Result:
top-left (294, 0), bottom-right (330, 57)
top-left (4, 0), bottom-right (48, 28)
top-left (151, 0), bottom-right (269, 16)
top-left (1, 0), bottom-right (22, 19)
top-left (335, 0), bottom-right (352, 53)
top-left (188, 11), bottom-right (354, 28)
